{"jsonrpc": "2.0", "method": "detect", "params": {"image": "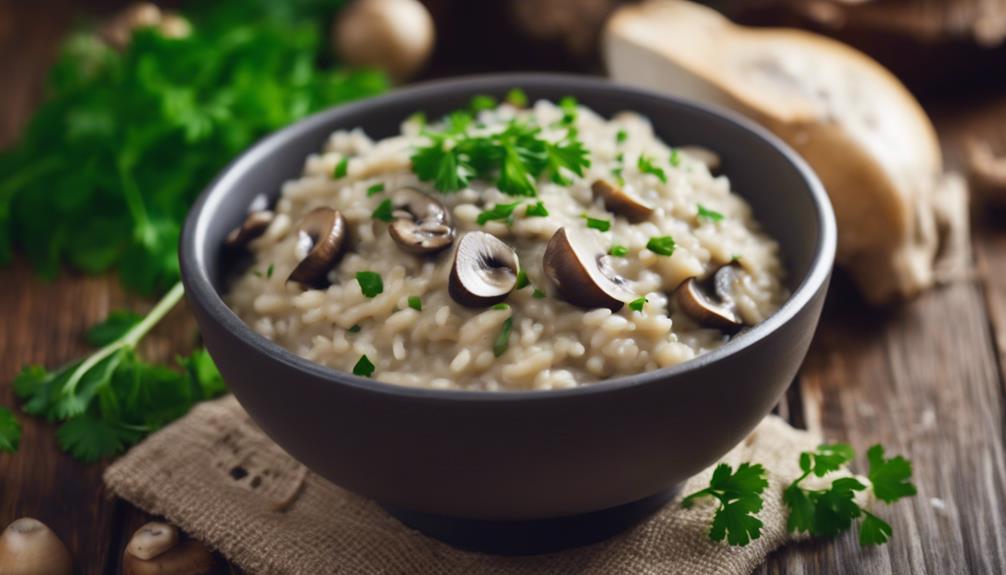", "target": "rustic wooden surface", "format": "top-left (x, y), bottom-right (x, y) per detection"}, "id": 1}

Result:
top-left (1, 2), bottom-right (1005, 574)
